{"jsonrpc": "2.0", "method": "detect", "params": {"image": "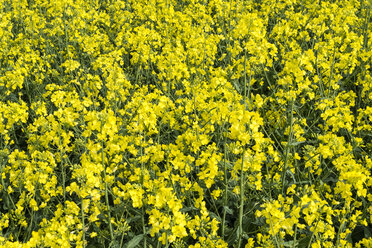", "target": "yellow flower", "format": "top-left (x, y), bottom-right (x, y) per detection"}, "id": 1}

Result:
top-left (128, 187), bottom-right (145, 208)
top-left (211, 189), bottom-right (221, 199)
top-left (29, 198), bottom-right (38, 211)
